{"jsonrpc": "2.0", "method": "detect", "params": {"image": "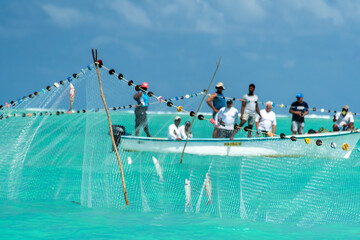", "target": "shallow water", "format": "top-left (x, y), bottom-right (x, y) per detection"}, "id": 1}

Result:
top-left (1, 113), bottom-right (360, 239)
